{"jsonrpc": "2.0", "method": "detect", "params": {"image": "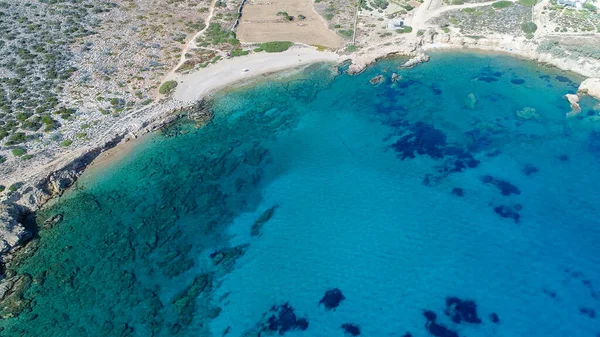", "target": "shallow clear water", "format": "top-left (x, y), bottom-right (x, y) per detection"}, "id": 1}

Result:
top-left (1, 52), bottom-right (600, 337)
